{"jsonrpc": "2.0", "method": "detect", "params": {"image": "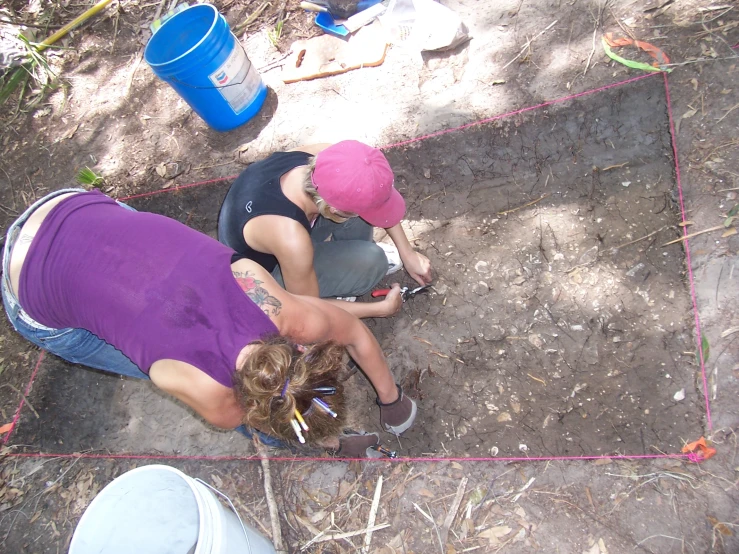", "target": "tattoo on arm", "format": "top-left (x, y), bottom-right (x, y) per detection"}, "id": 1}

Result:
top-left (18, 233), bottom-right (34, 245)
top-left (232, 270), bottom-right (282, 317)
